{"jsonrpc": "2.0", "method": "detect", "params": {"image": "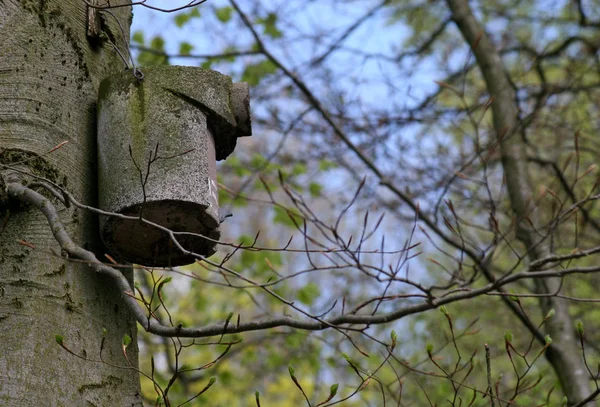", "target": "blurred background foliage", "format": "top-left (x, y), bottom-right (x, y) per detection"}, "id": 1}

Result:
top-left (128, 0), bottom-right (600, 405)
